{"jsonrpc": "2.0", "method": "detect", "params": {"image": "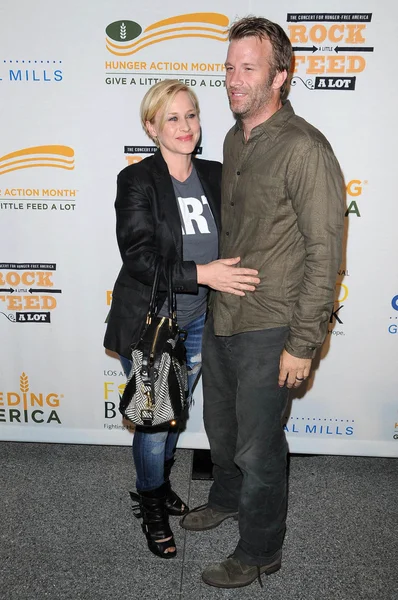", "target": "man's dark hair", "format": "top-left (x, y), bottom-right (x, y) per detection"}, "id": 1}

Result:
top-left (228, 16), bottom-right (292, 97)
